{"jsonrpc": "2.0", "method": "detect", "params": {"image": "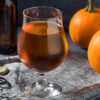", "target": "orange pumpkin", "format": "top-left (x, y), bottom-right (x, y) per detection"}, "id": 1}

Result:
top-left (69, 0), bottom-right (100, 49)
top-left (88, 31), bottom-right (100, 73)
